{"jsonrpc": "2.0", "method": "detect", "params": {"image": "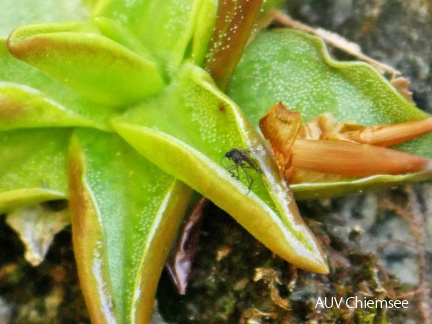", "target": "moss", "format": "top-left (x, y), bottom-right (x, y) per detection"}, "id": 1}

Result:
top-left (0, 216), bottom-right (89, 323)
